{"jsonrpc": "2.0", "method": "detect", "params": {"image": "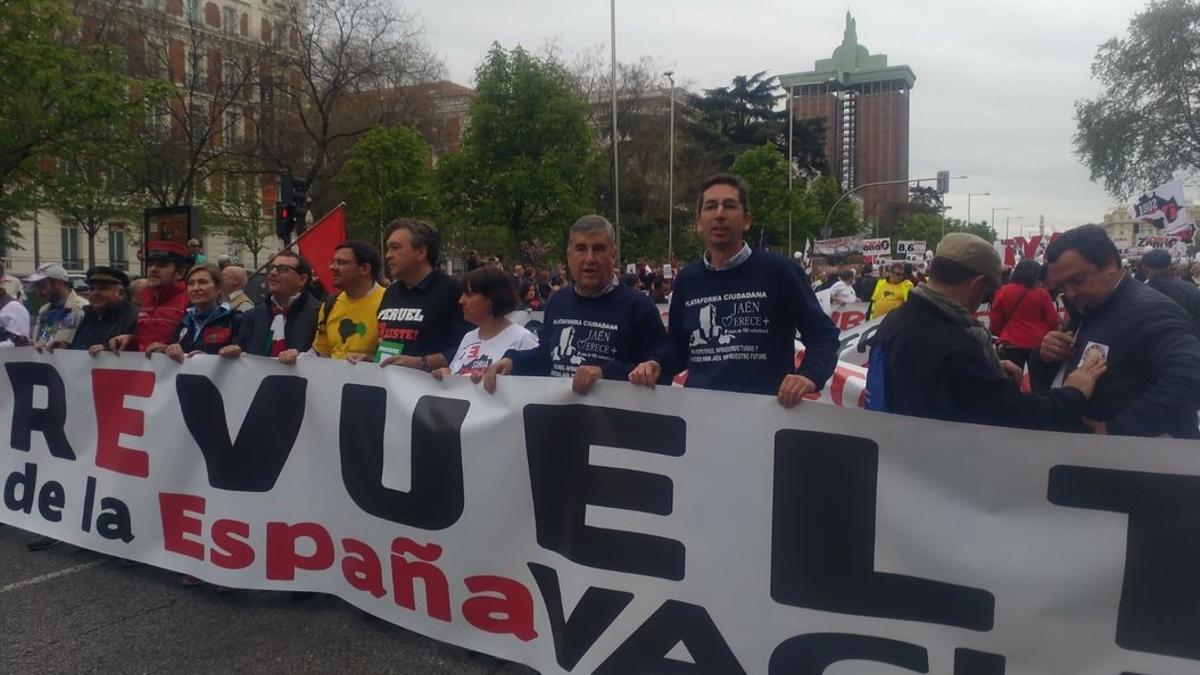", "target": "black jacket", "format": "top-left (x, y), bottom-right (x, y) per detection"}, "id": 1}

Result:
top-left (853, 275), bottom-right (877, 305)
top-left (866, 291), bottom-right (1086, 430)
top-left (1146, 275), bottom-right (1200, 338)
top-left (1029, 276), bottom-right (1200, 438)
top-left (68, 302), bottom-right (138, 350)
top-left (236, 292), bottom-right (320, 356)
